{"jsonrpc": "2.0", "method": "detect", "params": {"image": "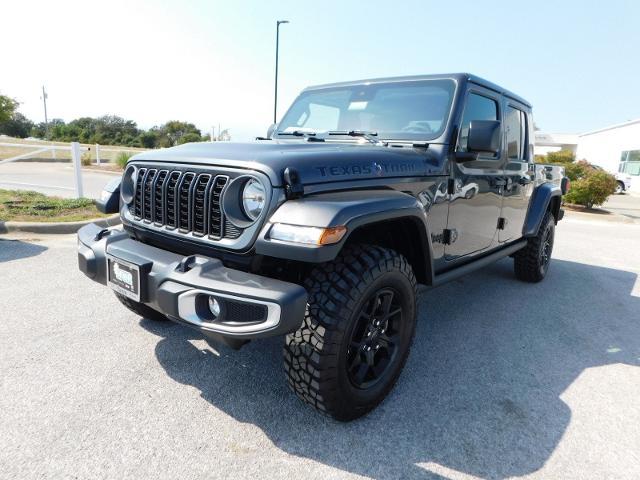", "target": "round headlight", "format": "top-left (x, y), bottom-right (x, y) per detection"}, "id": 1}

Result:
top-left (121, 165), bottom-right (136, 204)
top-left (241, 179), bottom-right (265, 221)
